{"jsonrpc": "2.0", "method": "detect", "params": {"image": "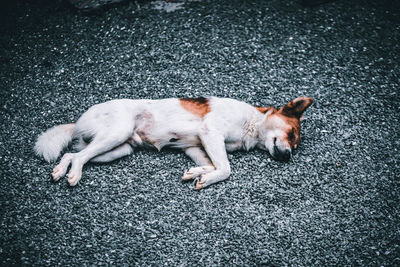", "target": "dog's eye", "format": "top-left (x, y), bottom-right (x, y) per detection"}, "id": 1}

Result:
top-left (288, 128), bottom-right (295, 140)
